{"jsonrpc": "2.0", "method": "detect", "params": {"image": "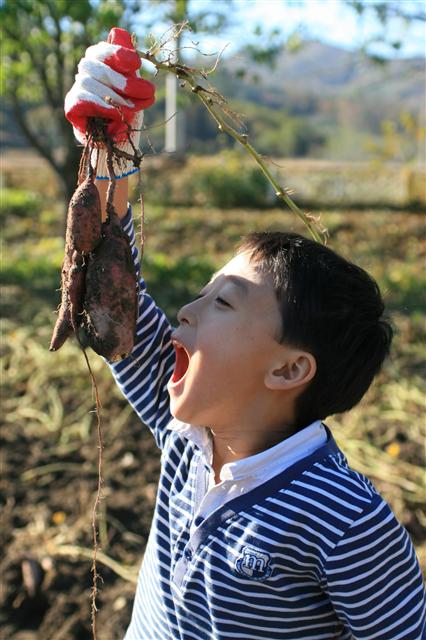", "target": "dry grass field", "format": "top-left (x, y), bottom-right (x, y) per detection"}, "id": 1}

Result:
top-left (1, 153), bottom-right (425, 639)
